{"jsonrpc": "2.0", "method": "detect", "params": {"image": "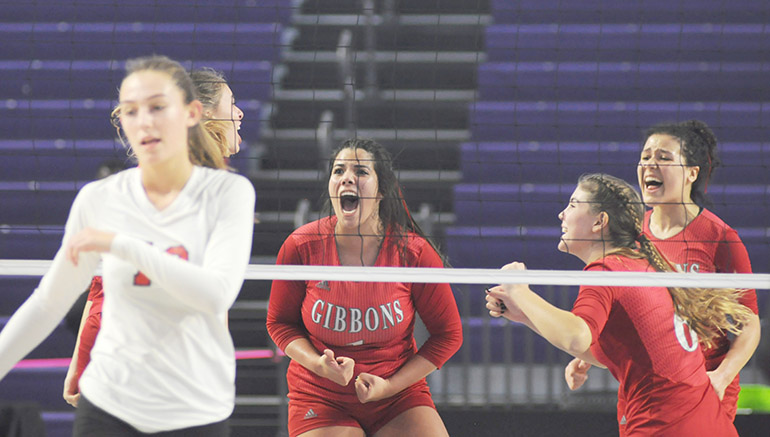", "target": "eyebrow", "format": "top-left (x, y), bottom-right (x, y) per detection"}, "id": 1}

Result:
top-left (333, 162), bottom-right (372, 169)
top-left (119, 93), bottom-right (167, 104)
